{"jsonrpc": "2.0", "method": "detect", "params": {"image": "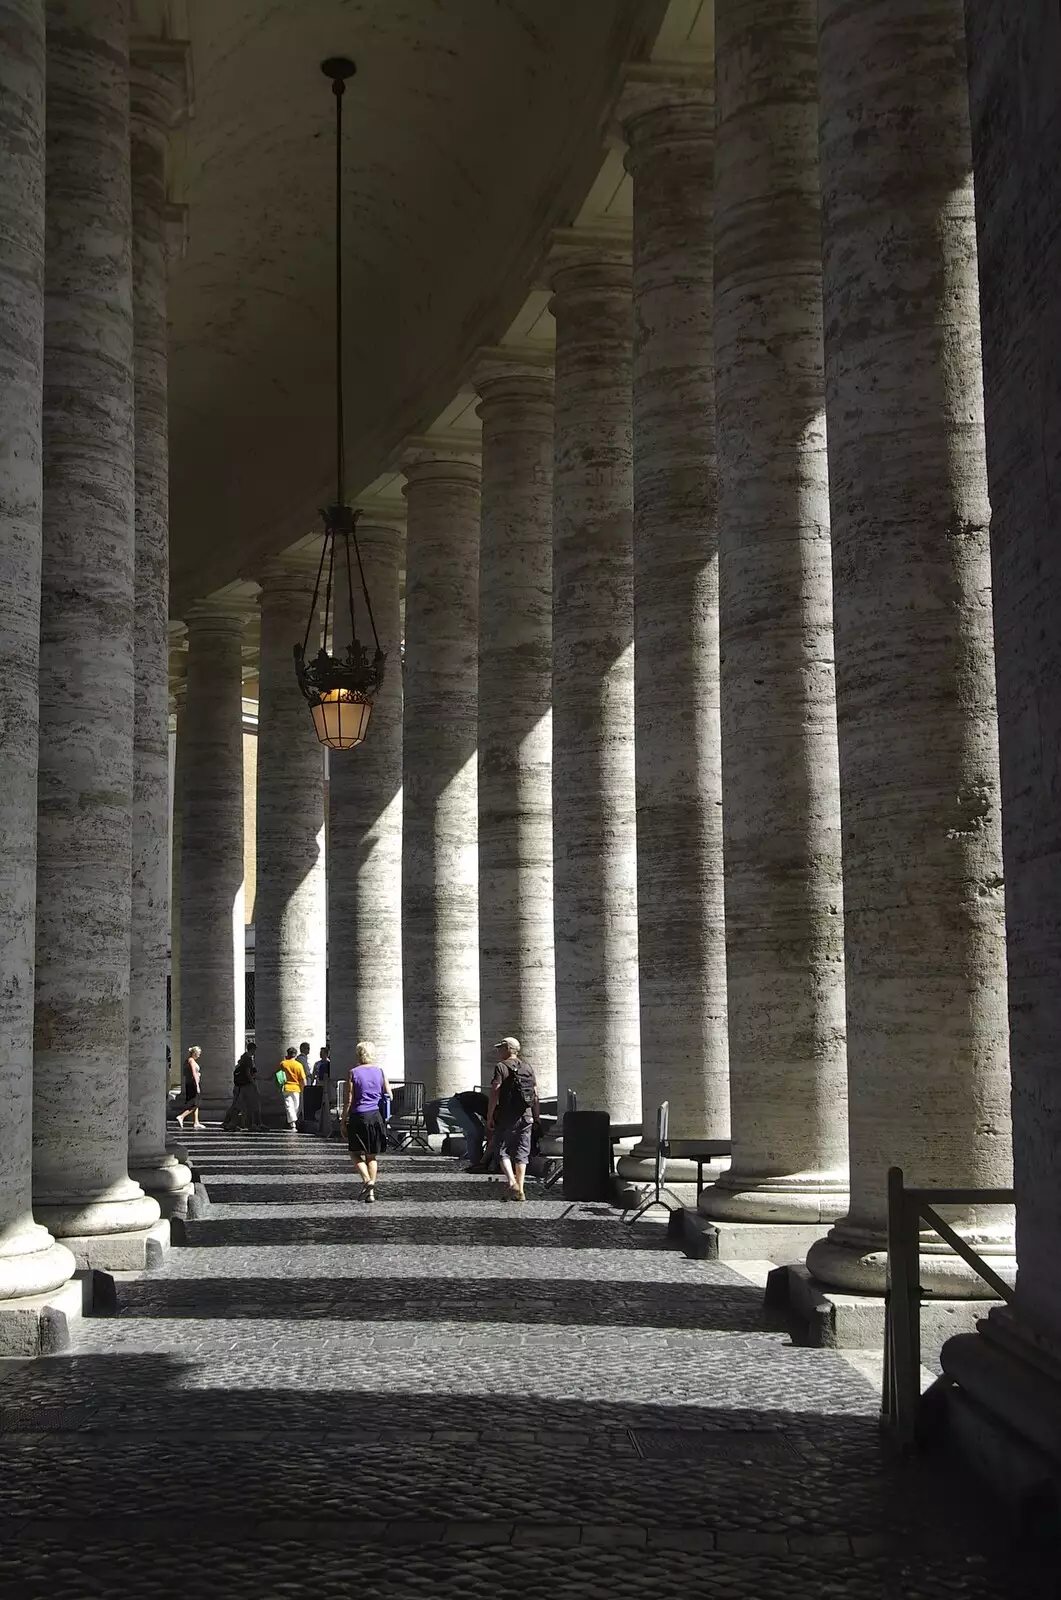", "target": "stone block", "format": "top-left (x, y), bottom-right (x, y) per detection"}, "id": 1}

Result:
top-left (57, 1219), bottom-right (171, 1274)
top-left (0, 1276), bottom-right (87, 1358)
top-left (187, 1181), bottom-right (211, 1220)
top-left (775, 1262), bottom-right (1001, 1364)
top-left (681, 1209), bottom-right (829, 1263)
